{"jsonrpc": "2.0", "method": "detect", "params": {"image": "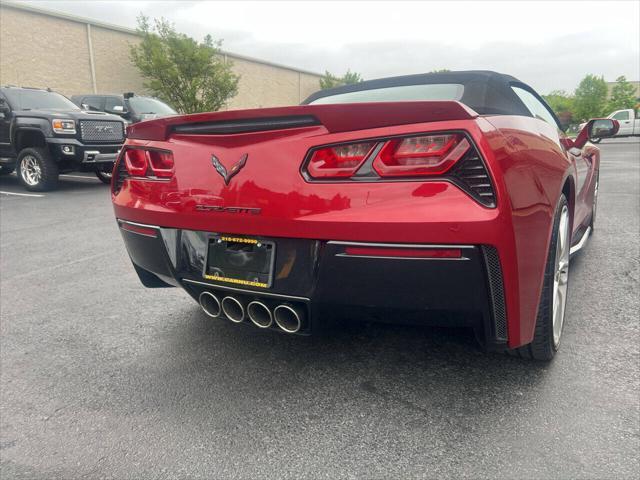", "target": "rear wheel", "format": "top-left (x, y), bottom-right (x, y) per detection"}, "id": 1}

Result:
top-left (512, 194), bottom-right (570, 361)
top-left (17, 147), bottom-right (59, 191)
